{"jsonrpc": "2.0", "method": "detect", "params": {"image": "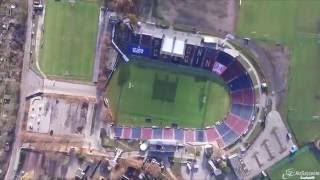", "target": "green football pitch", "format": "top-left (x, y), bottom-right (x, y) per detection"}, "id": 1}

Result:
top-left (269, 146), bottom-right (320, 179)
top-left (39, 0), bottom-right (100, 81)
top-left (107, 59), bottom-right (230, 128)
top-left (237, 0), bottom-right (320, 145)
